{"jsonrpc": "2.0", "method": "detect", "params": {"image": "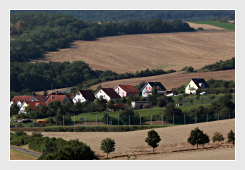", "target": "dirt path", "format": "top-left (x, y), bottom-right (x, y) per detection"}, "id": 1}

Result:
top-left (10, 146), bottom-right (42, 157)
